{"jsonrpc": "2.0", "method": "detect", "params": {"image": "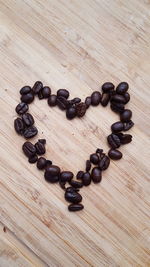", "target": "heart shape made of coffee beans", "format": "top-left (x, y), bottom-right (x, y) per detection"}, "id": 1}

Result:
top-left (14, 81), bottom-right (134, 212)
